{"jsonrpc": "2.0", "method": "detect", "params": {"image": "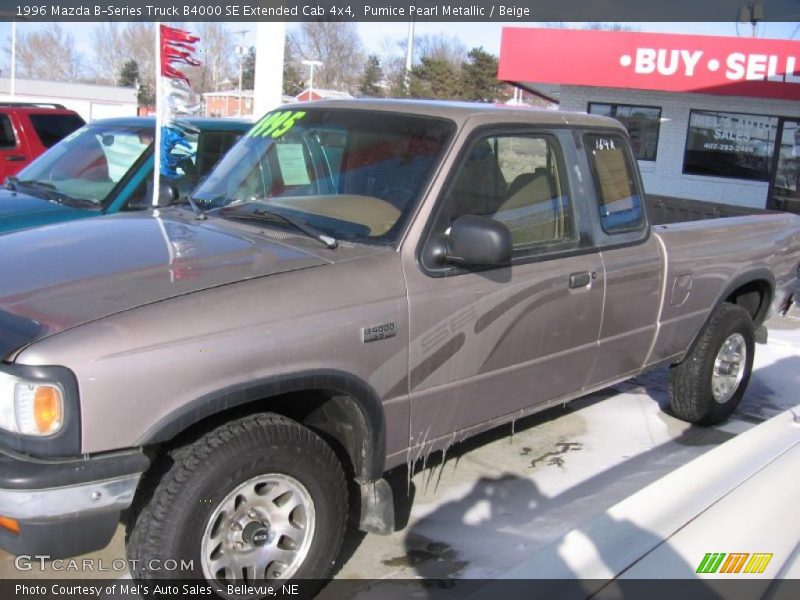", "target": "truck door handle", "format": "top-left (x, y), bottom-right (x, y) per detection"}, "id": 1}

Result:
top-left (568, 271), bottom-right (592, 288)
top-left (6, 155), bottom-right (26, 162)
